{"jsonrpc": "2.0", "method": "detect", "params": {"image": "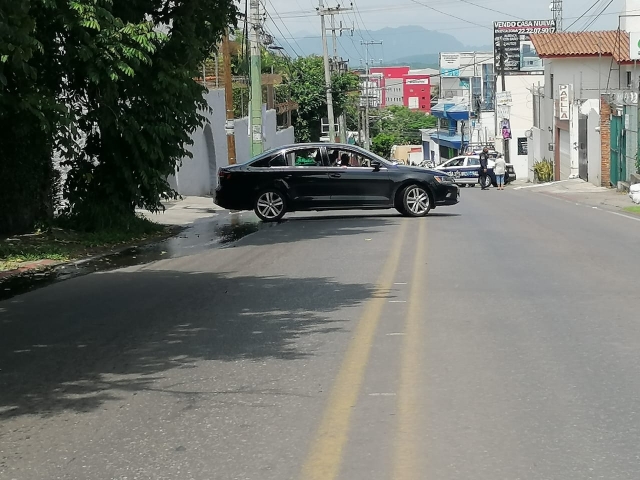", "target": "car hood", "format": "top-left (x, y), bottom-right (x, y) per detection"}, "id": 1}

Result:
top-left (395, 164), bottom-right (441, 176)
